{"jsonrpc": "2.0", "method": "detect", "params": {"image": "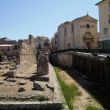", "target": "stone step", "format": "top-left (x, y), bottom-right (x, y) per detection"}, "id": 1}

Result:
top-left (0, 101), bottom-right (63, 110)
top-left (35, 74), bottom-right (49, 81)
